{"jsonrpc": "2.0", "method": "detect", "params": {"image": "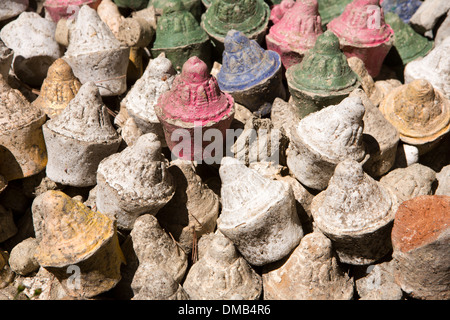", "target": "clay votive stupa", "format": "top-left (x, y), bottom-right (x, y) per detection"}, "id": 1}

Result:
top-left (379, 79), bottom-right (450, 155)
top-left (269, 0), bottom-right (296, 25)
top-left (286, 30), bottom-right (360, 118)
top-left (327, 0), bottom-right (395, 78)
top-left (120, 53), bottom-right (177, 144)
top-left (286, 96), bottom-right (367, 190)
top-left (32, 190), bottom-right (125, 299)
top-left (43, 82), bottom-right (122, 187)
top-left (62, 5), bottom-right (130, 96)
top-left (32, 58), bottom-right (82, 119)
top-left (201, 0), bottom-right (270, 59)
top-left (217, 157), bottom-right (304, 266)
top-left (384, 12), bottom-right (433, 66)
top-left (154, 56), bottom-right (235, 162)
top-left (96, 133), bottom-right (176, 230)
top-left (0, 75), bottom-right (47, 182)
top-left (151, 0), bottom-right (211, 72)
top-left (217, 30), bottom-right (285, 112)
top-left (311, 159), bottom-right (399, 265)
top-left (266, 0), bottom-right (324, 69)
